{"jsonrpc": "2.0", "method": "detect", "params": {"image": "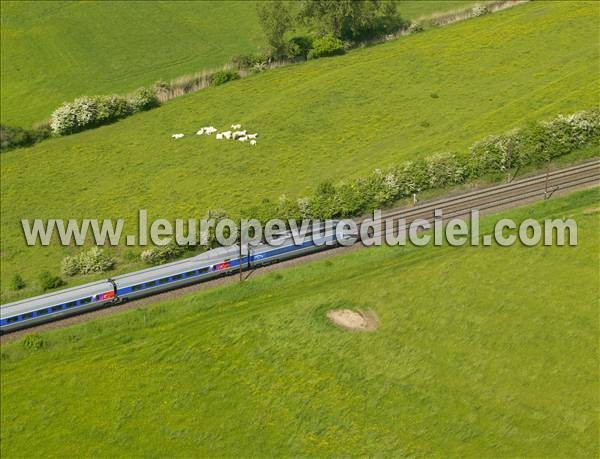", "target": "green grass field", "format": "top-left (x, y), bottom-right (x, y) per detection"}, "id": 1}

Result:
top-left (1, 1), bottom-right (598, 300)
top-left (0, 0), bottom-right (485, 126)
top-left (0, 1), bottom-right (263, 126)
top-left (1, 189), bottom-right (598, 457)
